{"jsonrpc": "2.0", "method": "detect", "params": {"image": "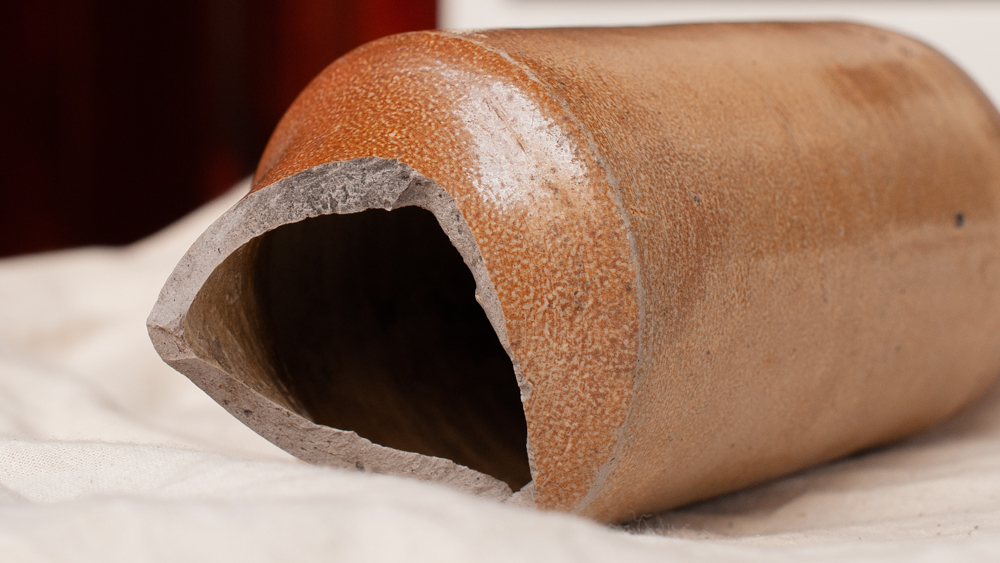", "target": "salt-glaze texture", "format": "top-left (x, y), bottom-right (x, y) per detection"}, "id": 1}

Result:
top-left (150, 22), bottom-right (1000, 524)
